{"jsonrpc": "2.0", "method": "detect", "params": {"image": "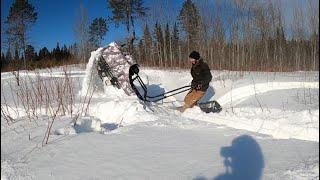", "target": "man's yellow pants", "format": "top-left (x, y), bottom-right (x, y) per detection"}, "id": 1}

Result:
top-left (180, 89), bottom-right (205, 112)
